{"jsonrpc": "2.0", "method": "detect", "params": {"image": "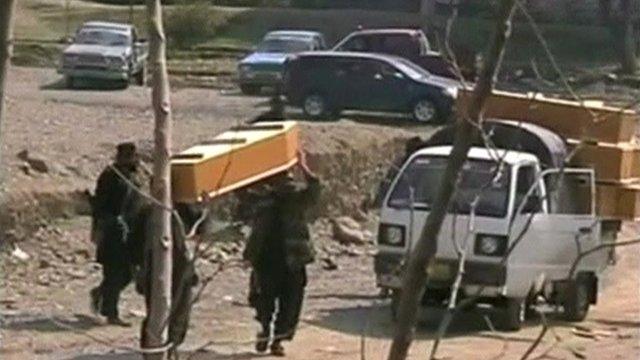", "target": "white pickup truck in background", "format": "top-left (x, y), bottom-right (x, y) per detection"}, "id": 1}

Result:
top-left (58, 21), bottom-right (148, 88)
